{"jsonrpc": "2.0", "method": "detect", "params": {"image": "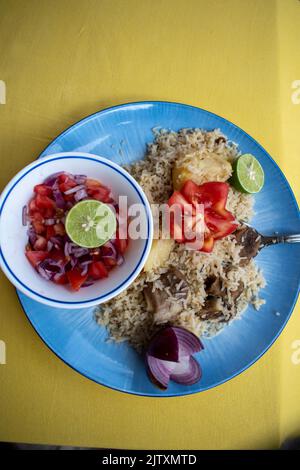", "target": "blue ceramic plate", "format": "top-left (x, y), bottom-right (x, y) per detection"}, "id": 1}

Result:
top-left (18, 101), bottom-right (300, 396)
